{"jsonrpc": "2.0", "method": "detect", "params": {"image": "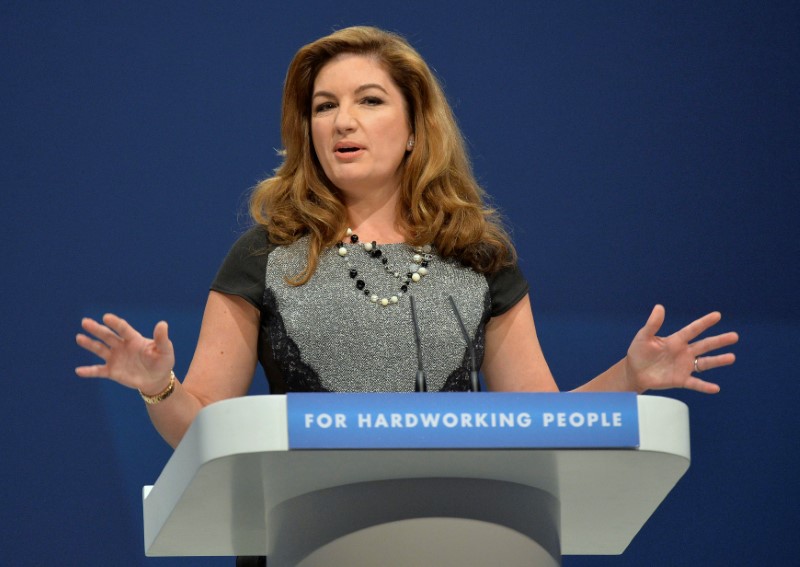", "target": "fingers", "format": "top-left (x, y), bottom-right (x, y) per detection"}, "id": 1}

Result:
top-left (80, 317), bottom-right (122, 346)
top-left (78, 313), bottom-right (150, 354)
top-left (153, 321), bottom-right (171, 353)
top-left (675, 310), bottom-right (723, 342)
top-left (75, 332), bottom-right (111, 360)
top-left (690, 331), bottom-right (739, 356)
top-left (101, 313), bottom-right (141, 341)
top-left (76, 313), bottom-right (173, 387)
top-left (76, 314), bottom-right (138, 380)
top-left (75, 363), bottom-right (109, 378)
top-left (638, 304), bottom-right (665, 338)
top-left (694, 352), bottom-right (736, 373)
top-left (683, 376), bottom-right (721, 394)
